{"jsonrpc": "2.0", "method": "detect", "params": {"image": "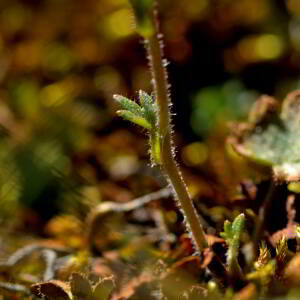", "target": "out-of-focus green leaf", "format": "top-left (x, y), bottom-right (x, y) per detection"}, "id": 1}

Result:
top-left (0, 143), bottom-right (21, 219)
top-left (191, 80), bottom-right (257, 137)
top-left (230, 91), bottom-right (300, 182)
